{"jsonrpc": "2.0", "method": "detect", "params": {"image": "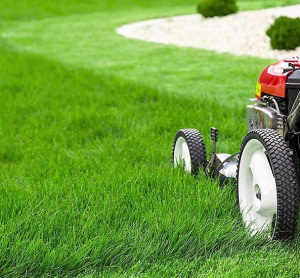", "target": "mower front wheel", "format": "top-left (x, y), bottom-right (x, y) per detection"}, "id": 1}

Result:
top-left (172, 129), bottom-right (207, 176)
top-left (237, 129), bottom-right (299, 239)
